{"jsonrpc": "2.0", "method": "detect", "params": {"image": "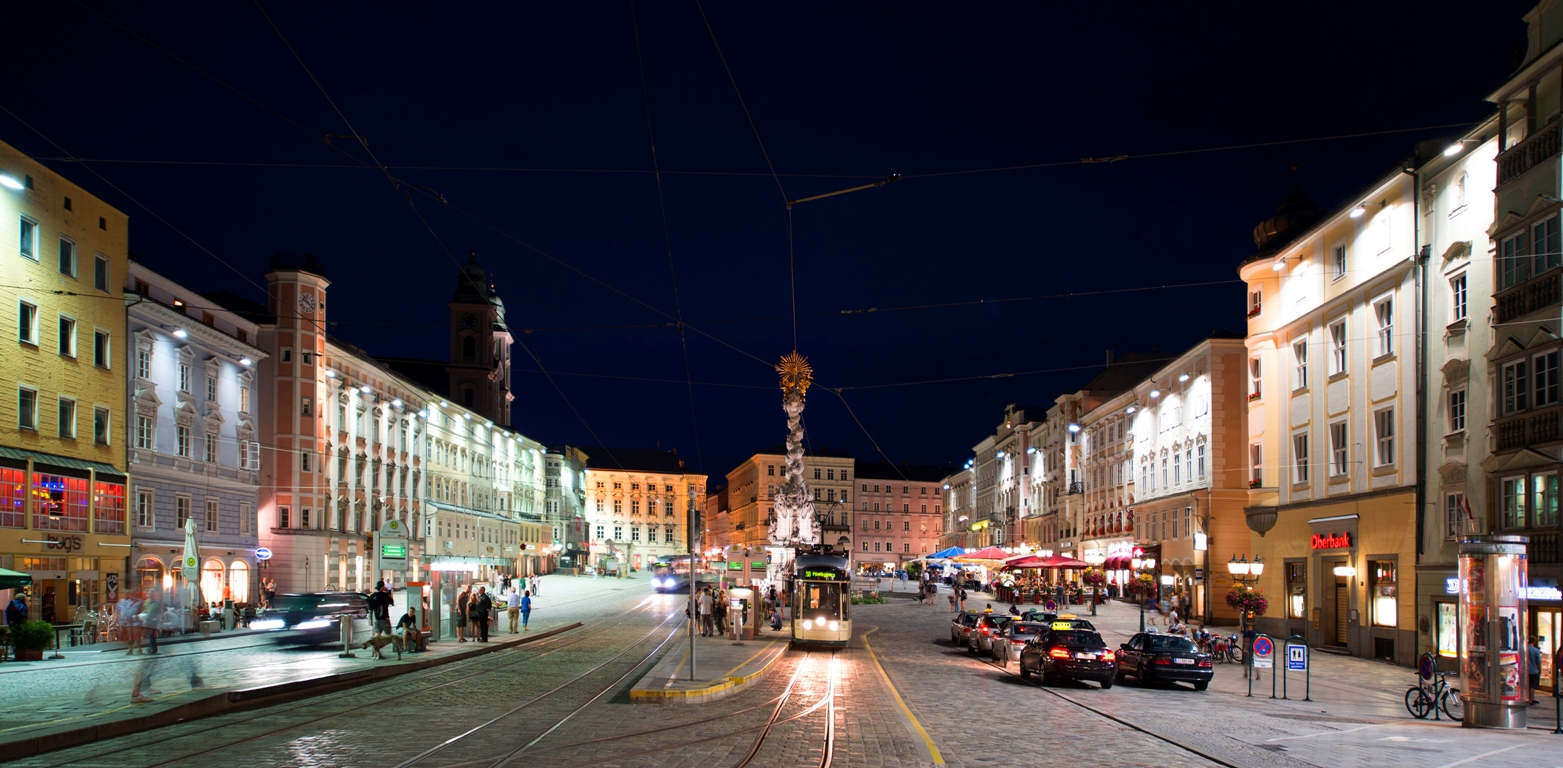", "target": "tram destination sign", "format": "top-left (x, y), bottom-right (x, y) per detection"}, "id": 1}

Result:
top-left (801, 568), bottom-right (845, 580)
